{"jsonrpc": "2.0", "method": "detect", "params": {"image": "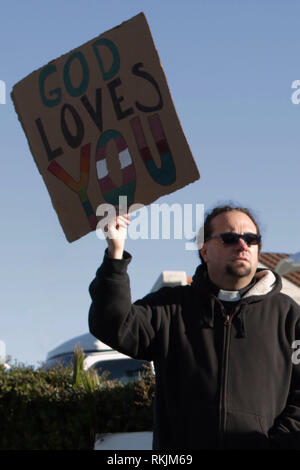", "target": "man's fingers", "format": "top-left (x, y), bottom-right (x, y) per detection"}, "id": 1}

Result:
top-left (105, 213), bottom-right (130, 233)
top-left (114, 214), bottom-right (131, 228)
top-left (116, 221), bottom-right (128, 230)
